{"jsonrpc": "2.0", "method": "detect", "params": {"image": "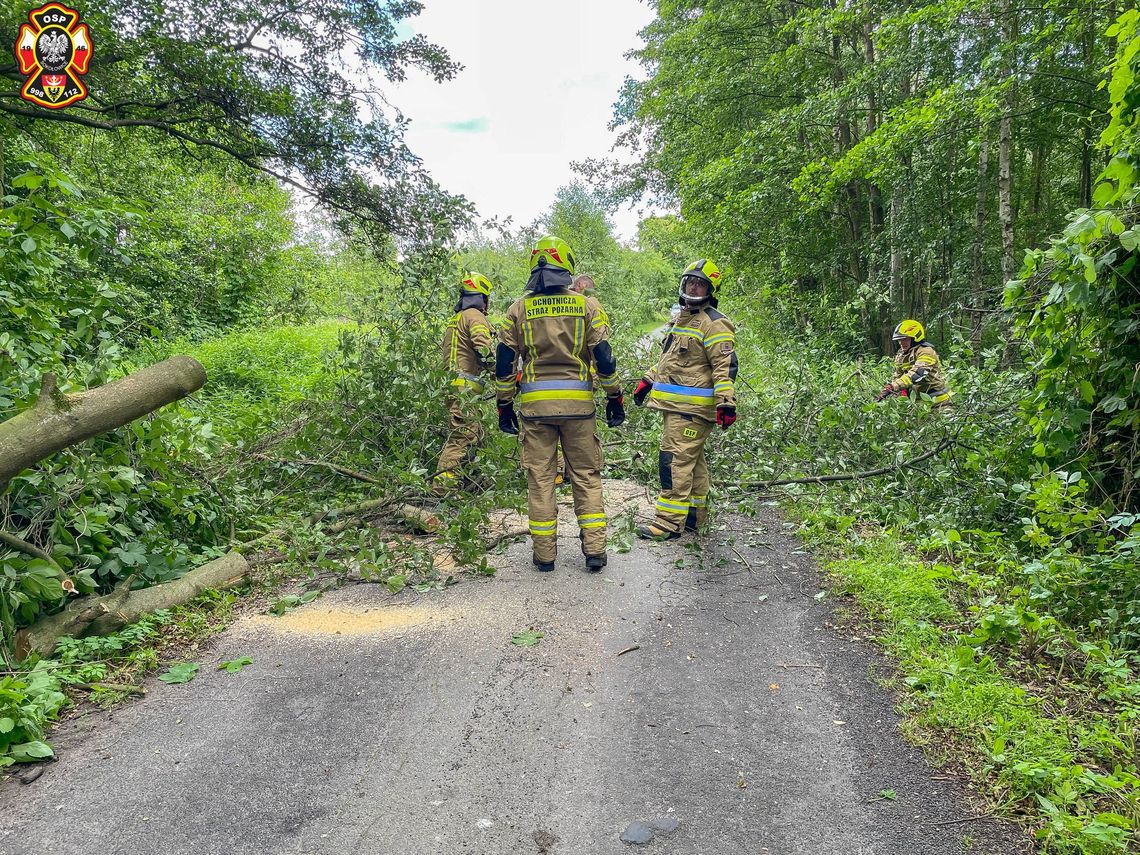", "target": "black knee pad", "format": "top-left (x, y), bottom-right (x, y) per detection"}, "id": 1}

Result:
top-left (658, 450), bottom-right (674, 490)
